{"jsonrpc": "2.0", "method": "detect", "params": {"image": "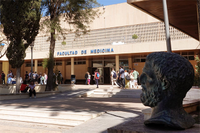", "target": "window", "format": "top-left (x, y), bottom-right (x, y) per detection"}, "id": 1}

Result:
top-left (119, 60), bottom-right (128, 67)
top-left (25, 63), bottom-right (34, 67)
top-left (77, 61), bottom-right (86, 65)
top-left (55, 61), bottom-right (62, 66)
top-left (66, 62), bottom-right (71, 65)
top-left (66, 61), bottom-right (86, 65)
top-left (133, 55), bottom-right (147, 62)
top-left (180, 52), bottom-right (194, 60)
top-left (38, 62), bottom-right (42, 66)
